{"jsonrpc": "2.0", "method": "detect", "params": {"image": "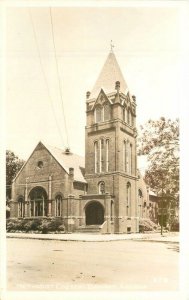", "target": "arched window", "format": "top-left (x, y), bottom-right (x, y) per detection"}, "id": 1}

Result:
top-left (123, 107), bottom-right (126, 122)
top-left (111, 200), bottom-right (114, 222)
top-left (95, 139), bottom-right (109, 173)
top-left (55, 194), bottom-right (62, 217)
top-left (129, 144), bottom-right (132, 174)
top-left (95, 106), bottom-right (102, 123)
top-left (104, 104), bottom-right (110, 121)
top-left (18, 197), bottom-right (24, 218)
top-left (126, 182), bottom-right (131, 217)
top-left (127, 109), bottom-right (130, 125)
top-left (99, 139), bottom-right (104, 172)
top-left (126, 141), bottom-right (129, 172)
top-left (29, 187), bottom-right (48, 217)
top-left (106, 139), bottom-right (109, 172)
top-left (94, 141), bottom-right (98, 173)
top-left (131, 114), bottom-right (134, 127)
top-left (95, 103), bottom-right (111, 123)
top-left (123, 140), bottom-right (126, 172)
top-left (99, 181), bottom-right (105, 194)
